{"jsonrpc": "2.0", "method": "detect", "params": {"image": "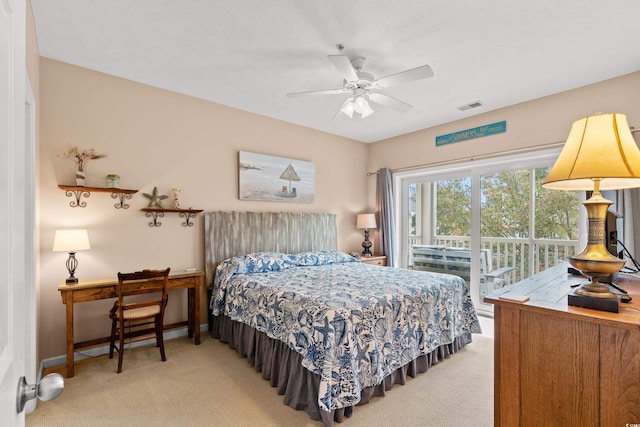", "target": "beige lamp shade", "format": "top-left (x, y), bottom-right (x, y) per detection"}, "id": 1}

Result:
top-left (542, 113), bottom-right (640, 191)
top-left (541, 113), bottom-right (640, 307)
top-left (52, 229), bottom-right (91, 252)
top-left (356, 214), bottom-right (377, 229)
